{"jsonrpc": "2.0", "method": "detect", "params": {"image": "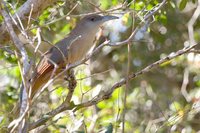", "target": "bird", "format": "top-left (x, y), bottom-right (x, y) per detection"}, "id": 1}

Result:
top-left (29, 14), bottom-right (118, 98)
